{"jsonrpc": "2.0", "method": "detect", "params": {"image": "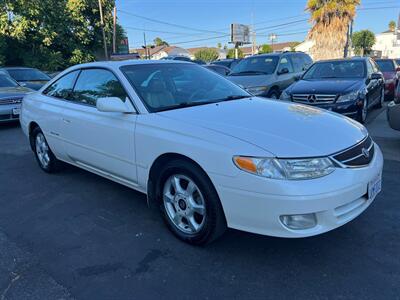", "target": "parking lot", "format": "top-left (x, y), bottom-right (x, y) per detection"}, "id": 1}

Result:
top-left (0, 105), bottom-right (399, 300)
